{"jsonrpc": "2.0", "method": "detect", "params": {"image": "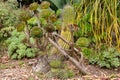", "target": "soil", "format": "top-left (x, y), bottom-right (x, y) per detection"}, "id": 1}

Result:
top-left (0, 54), bottom-right (120, 80)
